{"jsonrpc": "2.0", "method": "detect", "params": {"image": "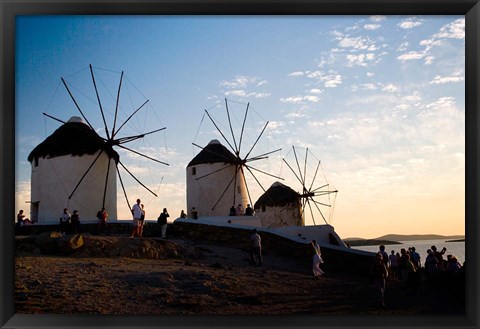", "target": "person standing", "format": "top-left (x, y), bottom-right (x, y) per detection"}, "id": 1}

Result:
top-left (59, 208), bottom-right (71, 235)
top-left (71, 210), bottom-right (80, 234)
top-left (157, 208), bottom-right (170, 238)
top-left (250, 229), bottom-right (263, 266)
top-left (97, 207), bottom-right (109, 235)
top-left (388, 250), bottom-right (399, 281)
top-left (138, 204), bottom-right (146, 237)
top-left (131, 199), bottom-right (142, 238)
top-left (312, 245), bottom-right (324, 278)
top-left (370, 252), bottom-right (388, 308)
